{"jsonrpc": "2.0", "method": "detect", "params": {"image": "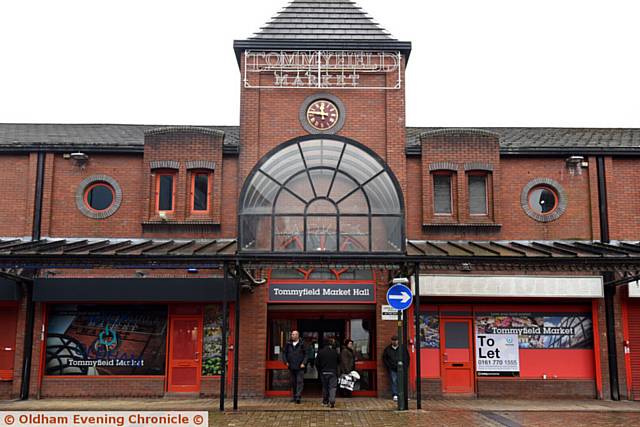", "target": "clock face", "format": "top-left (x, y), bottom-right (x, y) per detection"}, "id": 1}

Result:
top-left (306, 100), bottom-right (339, 131)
